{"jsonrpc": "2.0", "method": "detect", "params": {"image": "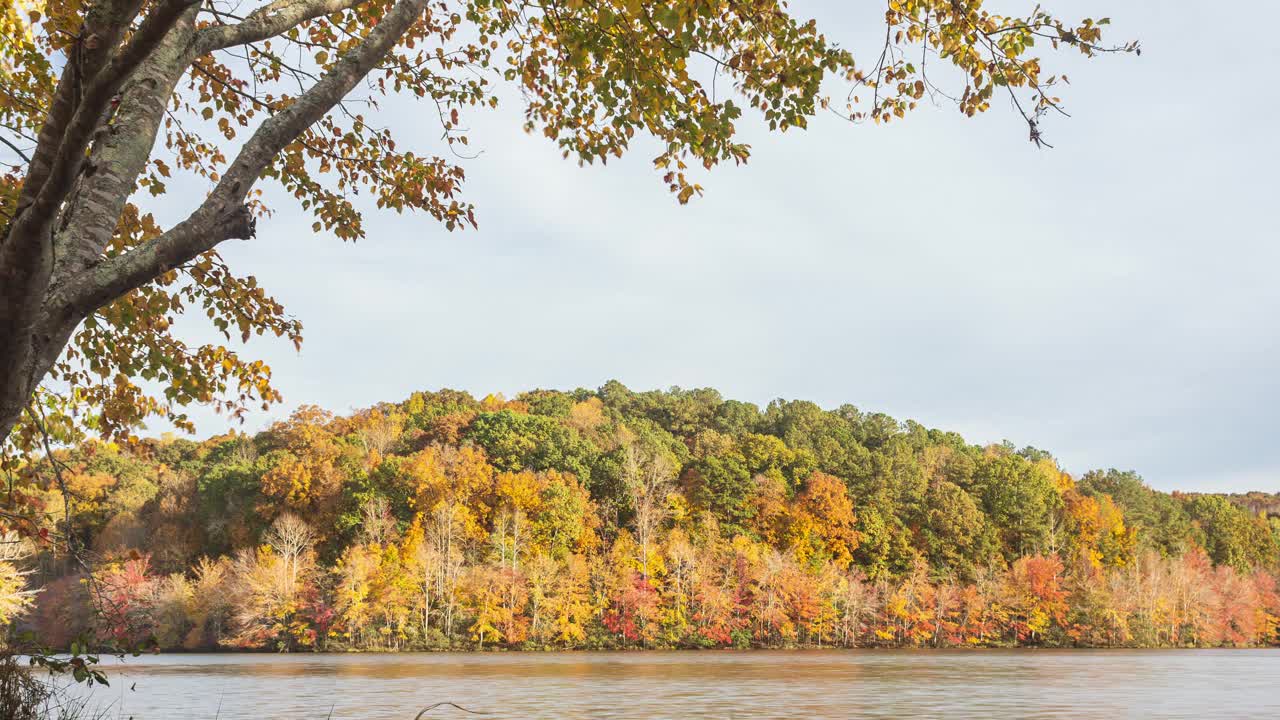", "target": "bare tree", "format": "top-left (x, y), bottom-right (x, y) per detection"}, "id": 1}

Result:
top-left (622, 440), bottom-right (674, 580)
top-left (491, 507), bottom-right (525, 572)
top-left (358, 496), bottom-right (396, 547)
top-left (263, 511), bottom-right (316, 598)
top-left (427, 502), bottom-right (464, 638)
top-left (353, 409), bottom-right (405, 456)
top-left (406, 534), bottom-right (438, 638)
